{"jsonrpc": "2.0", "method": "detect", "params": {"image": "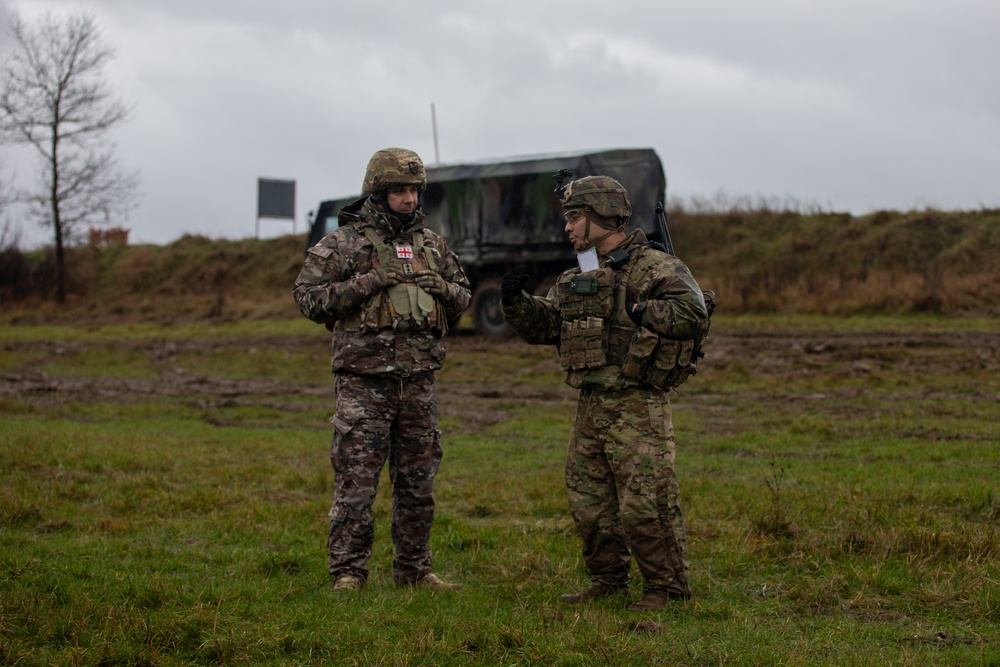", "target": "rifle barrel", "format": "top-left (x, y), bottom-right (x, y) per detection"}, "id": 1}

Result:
top-left (655, 201), bottom-right (675, 256)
